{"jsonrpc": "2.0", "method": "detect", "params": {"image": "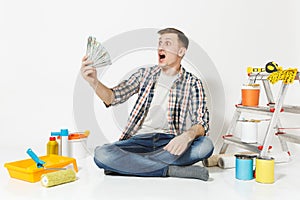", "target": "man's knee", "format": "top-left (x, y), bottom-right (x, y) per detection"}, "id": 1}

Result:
top-left (94, 144), bottom-right (112, 163)
top-left (194, 136), bottom-right (214, 159)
